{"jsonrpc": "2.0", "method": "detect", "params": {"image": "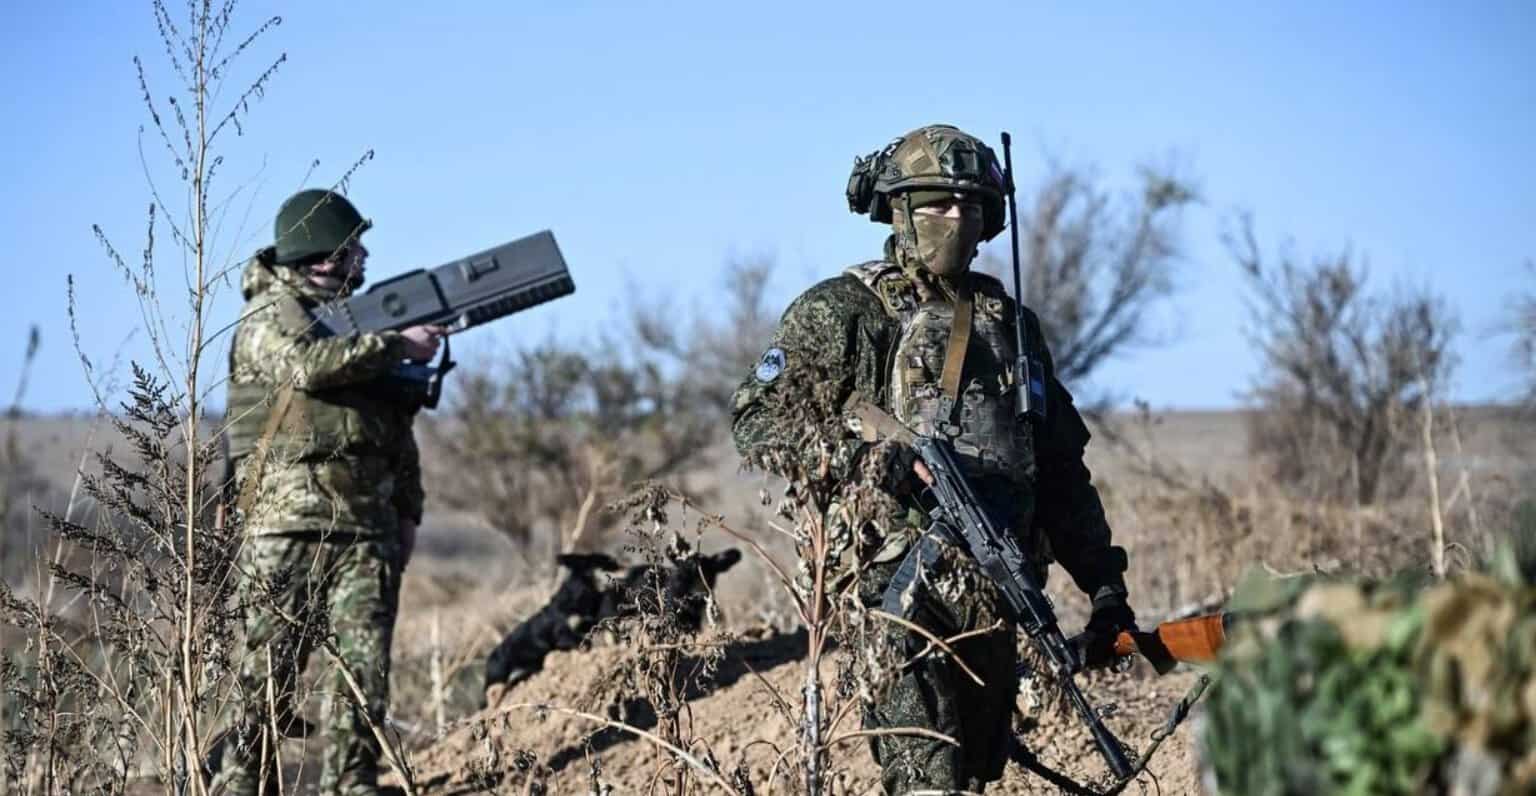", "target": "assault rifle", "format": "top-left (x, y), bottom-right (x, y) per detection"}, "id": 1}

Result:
top-left (311, 229), bottom-right (574, 407)
top-left (846, 400), bottom-right (1136, 780)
